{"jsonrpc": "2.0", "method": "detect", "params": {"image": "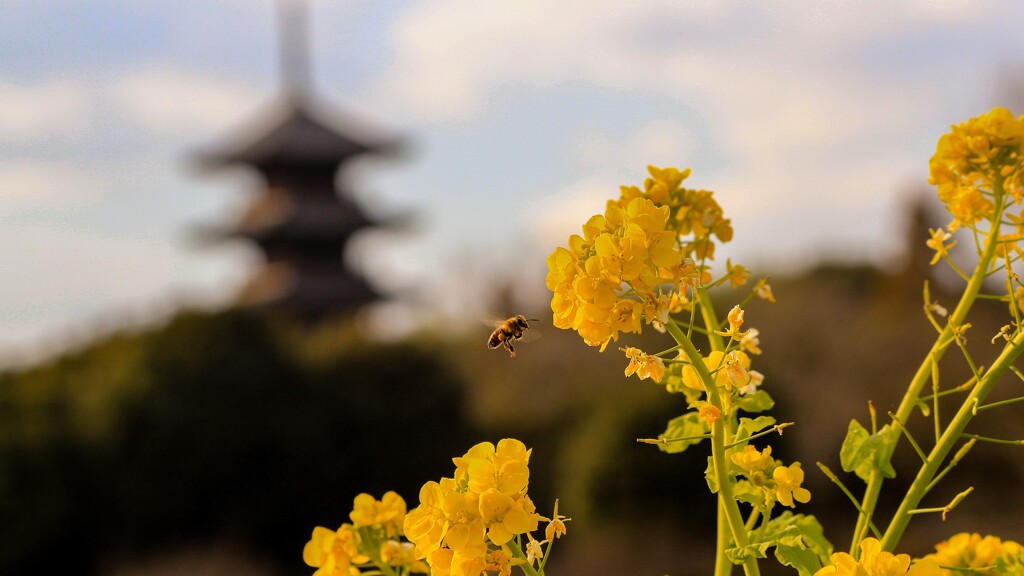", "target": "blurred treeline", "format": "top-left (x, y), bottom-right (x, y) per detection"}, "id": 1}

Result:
top-left (2, 198), bottom-right (1024, 576)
